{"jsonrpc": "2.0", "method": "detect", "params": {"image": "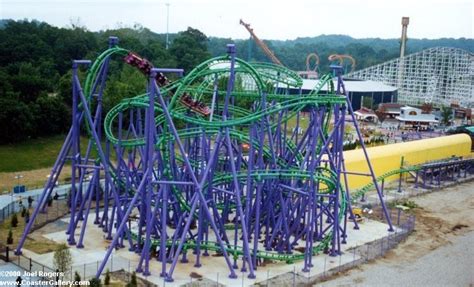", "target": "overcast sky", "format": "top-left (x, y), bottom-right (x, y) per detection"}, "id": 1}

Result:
top-left (1, 0), bottom-right (472, 40)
